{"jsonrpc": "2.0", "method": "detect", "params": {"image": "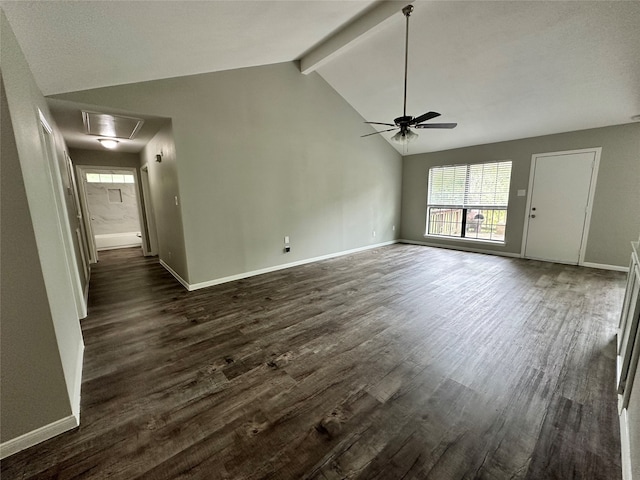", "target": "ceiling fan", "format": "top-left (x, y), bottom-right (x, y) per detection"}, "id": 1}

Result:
top-left (362, 4), bottom-right (457, 144)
